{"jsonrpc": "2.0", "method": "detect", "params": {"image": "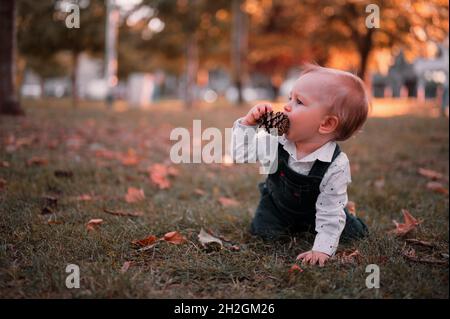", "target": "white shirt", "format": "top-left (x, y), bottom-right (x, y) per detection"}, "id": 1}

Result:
top-left (231, 118), bottom-right (351, 256)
